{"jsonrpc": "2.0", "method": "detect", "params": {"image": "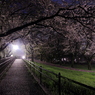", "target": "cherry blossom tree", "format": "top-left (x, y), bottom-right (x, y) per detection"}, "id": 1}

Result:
top-left (0, 0), bottom-right (95, 70)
